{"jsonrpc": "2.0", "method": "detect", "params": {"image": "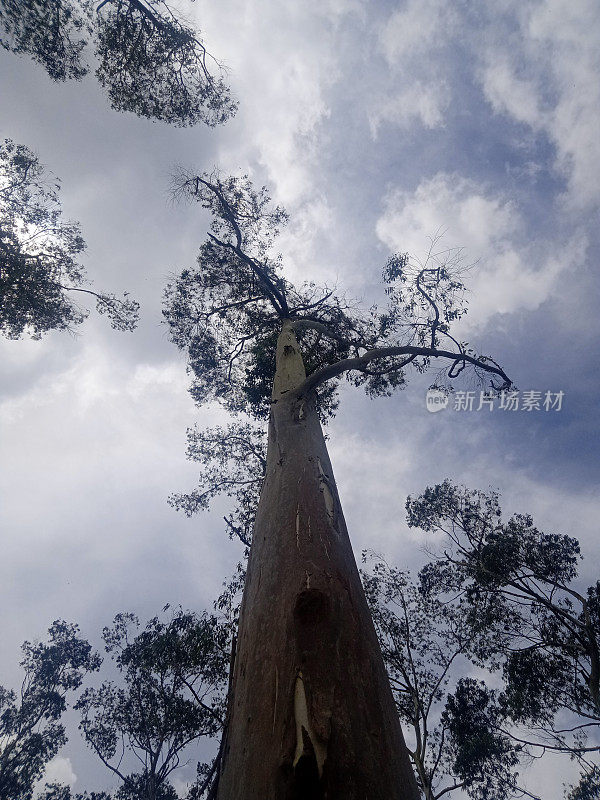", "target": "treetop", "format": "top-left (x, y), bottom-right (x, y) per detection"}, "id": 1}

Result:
top-left (164, 171), bottom-right (513, 419)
